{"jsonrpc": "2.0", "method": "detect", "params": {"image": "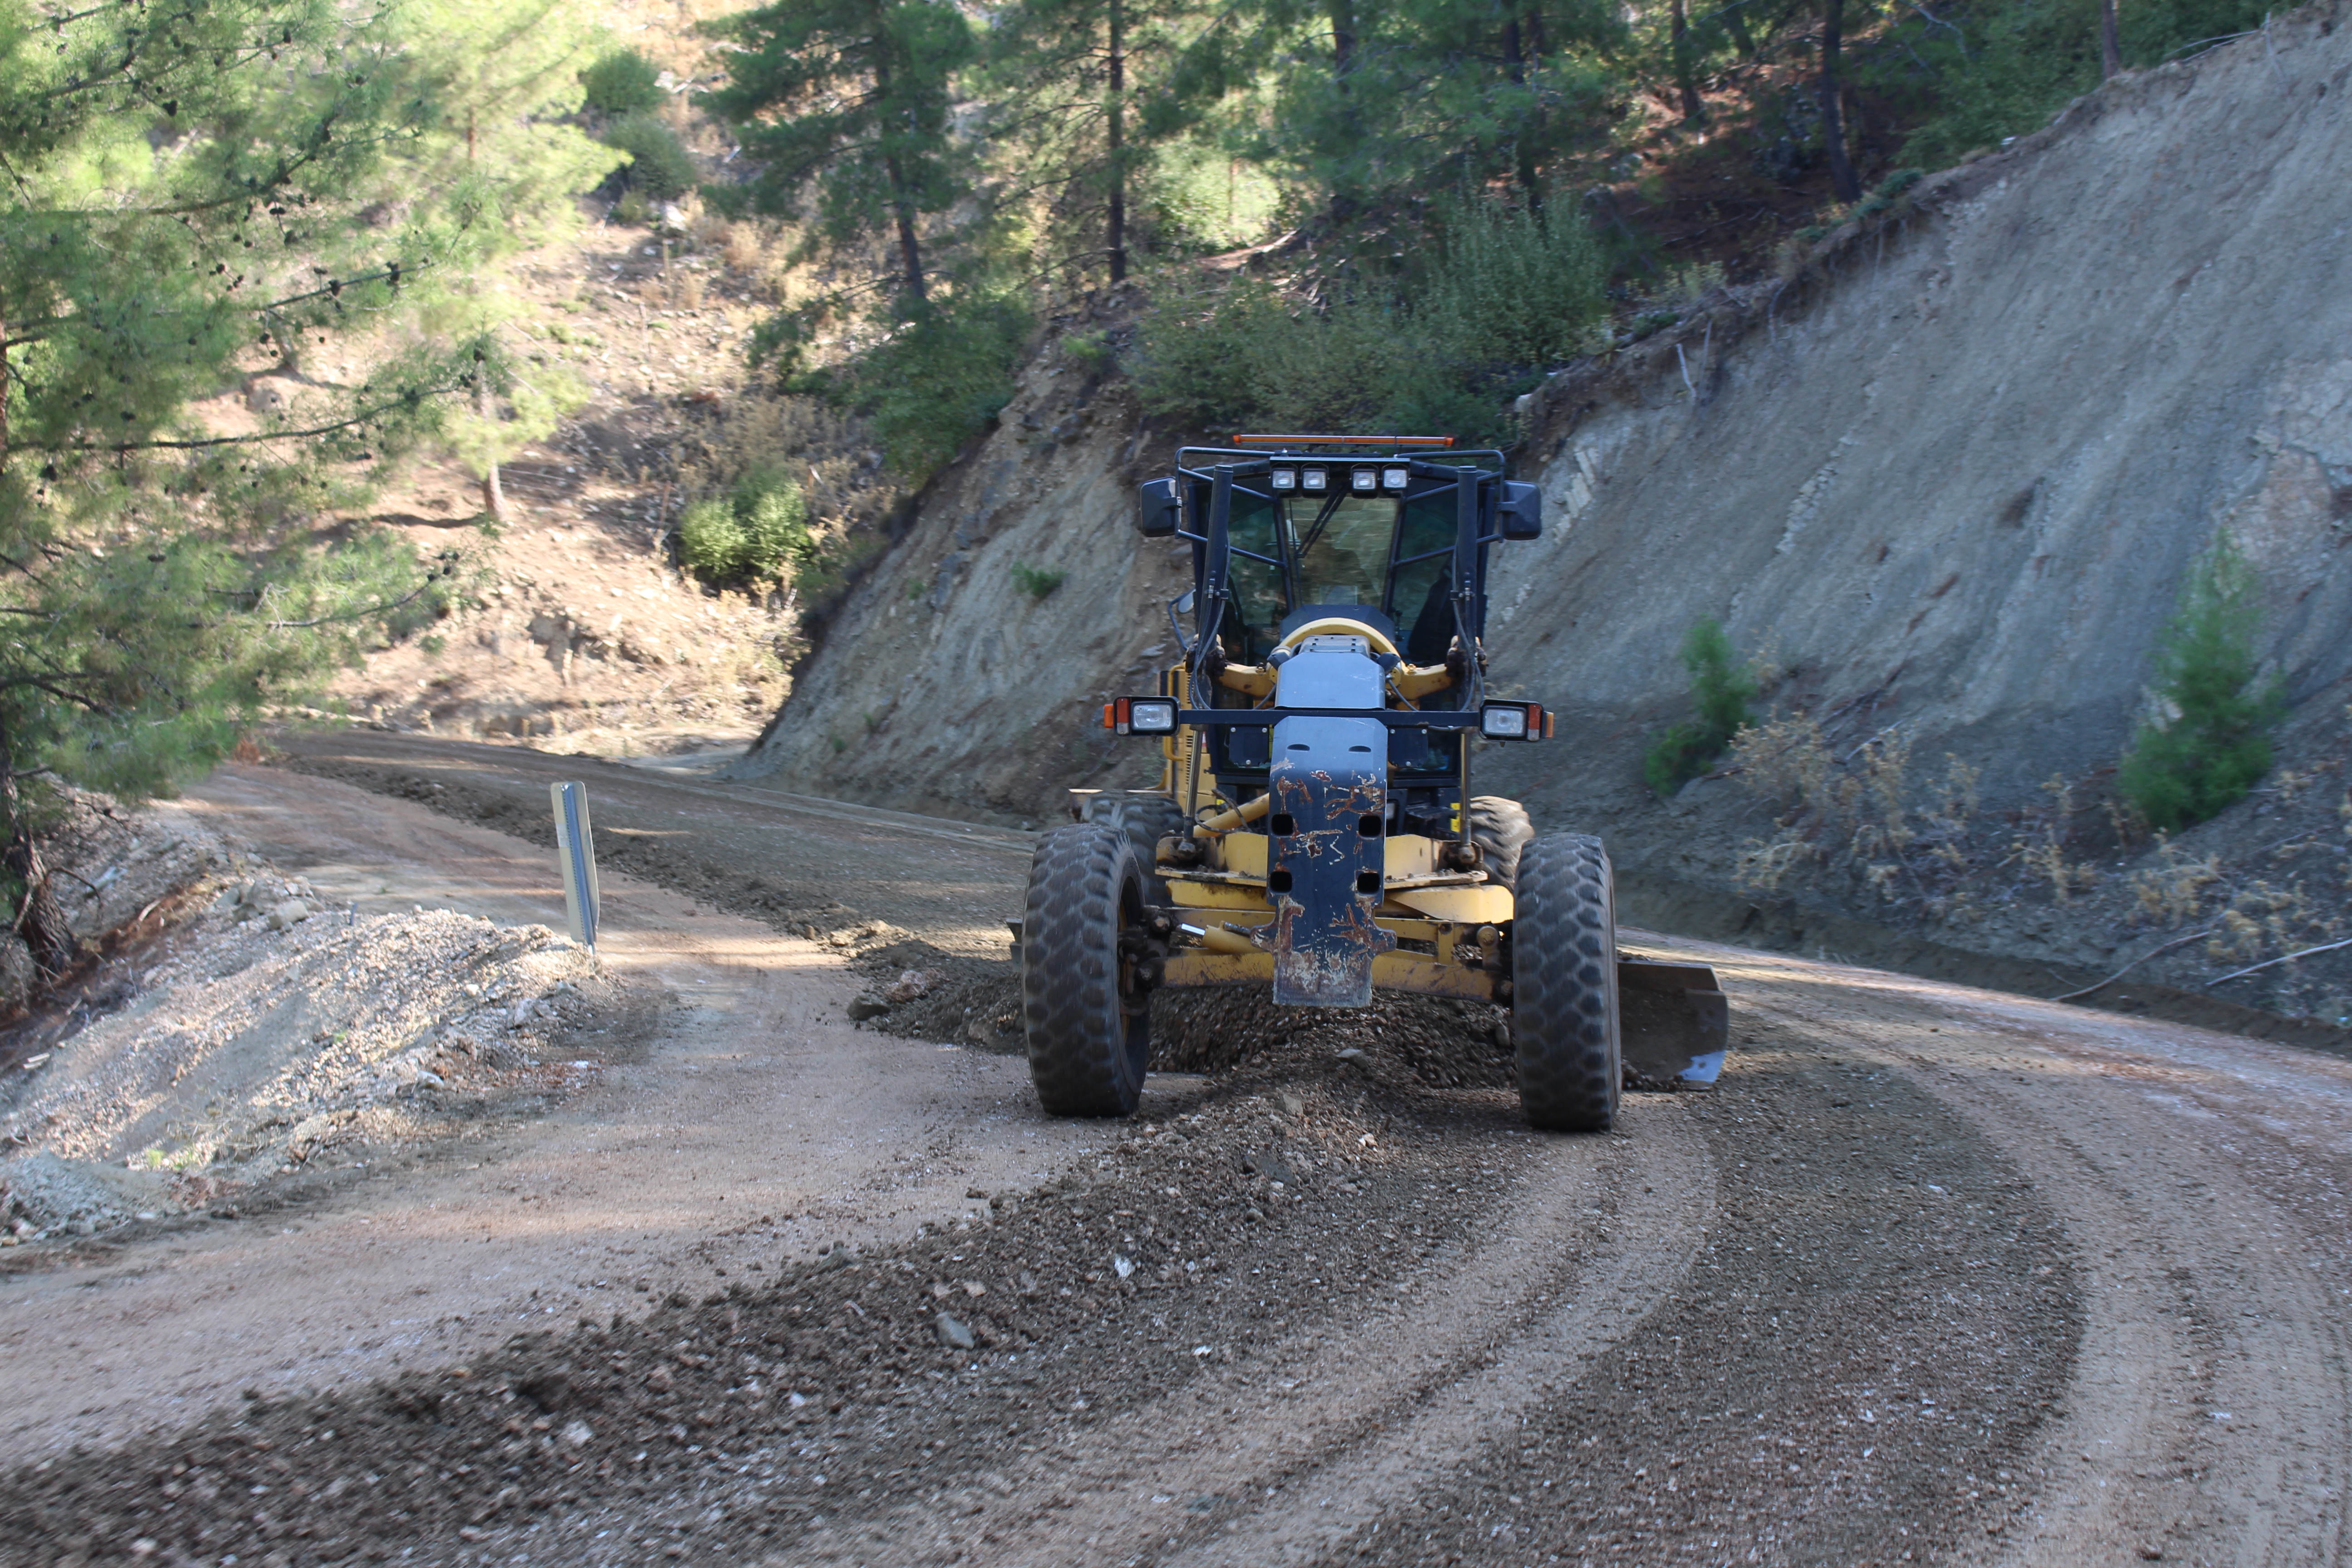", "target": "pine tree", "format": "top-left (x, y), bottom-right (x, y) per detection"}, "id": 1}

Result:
top-left (1226, 0), bottom-right (1621, 223)
top-left (2119, 532), bottom-right (2283, 832)
top-left (0, 0), bottom-right (521, 974)
top-left (392, 0), bottom-right (617, 522)
top-left (1643, 618), bottom-right (1758, 797)
top-left (990, 0), bottom-right (1205, 284)
top-left (704, 0), bottom-right (976, 305)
